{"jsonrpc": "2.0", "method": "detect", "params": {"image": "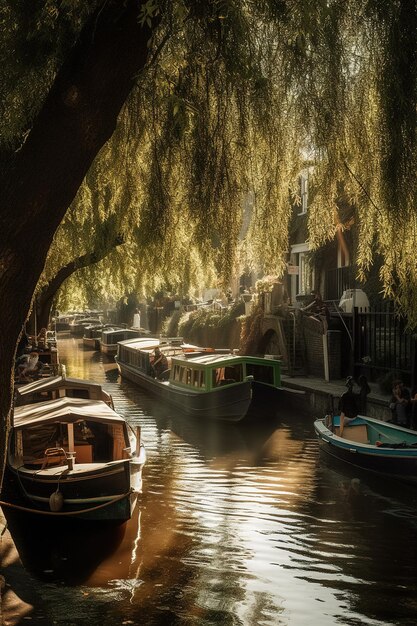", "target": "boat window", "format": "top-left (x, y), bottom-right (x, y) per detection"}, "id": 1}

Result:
top-left (191, 369), bottom-right (204, 388)
top-left (199, 370), bottom-right (205, 388)
top-left (34, 391), bottom-right (53, 401)
top-left (246, 363), bottom-right (275, 385)
top-left (180, 367), bottom-right (192, 385)
top-left (185, 368), bottom-right (192, 384)
top-left (213, 368), bottom-right (225, 387)
top-left (66, 388), bottom-right (90, 399)
top-left (224, 364), bottom-right (243, 382)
